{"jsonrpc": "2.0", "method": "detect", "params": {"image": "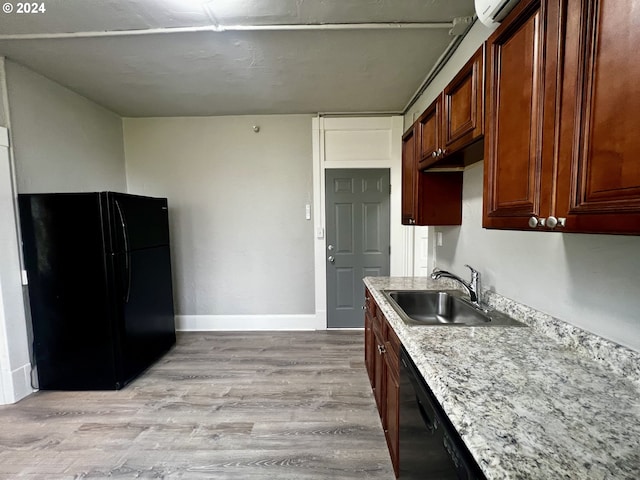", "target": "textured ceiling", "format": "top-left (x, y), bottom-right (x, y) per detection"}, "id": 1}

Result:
top-left (0, 0), bottom-right (476, 117)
